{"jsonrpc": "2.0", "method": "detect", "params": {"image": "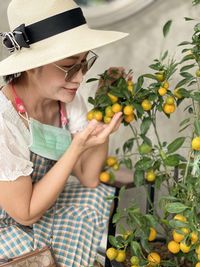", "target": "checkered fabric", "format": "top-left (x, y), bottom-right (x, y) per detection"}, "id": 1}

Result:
top-left (0, 152), bottom-right (115, 267)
